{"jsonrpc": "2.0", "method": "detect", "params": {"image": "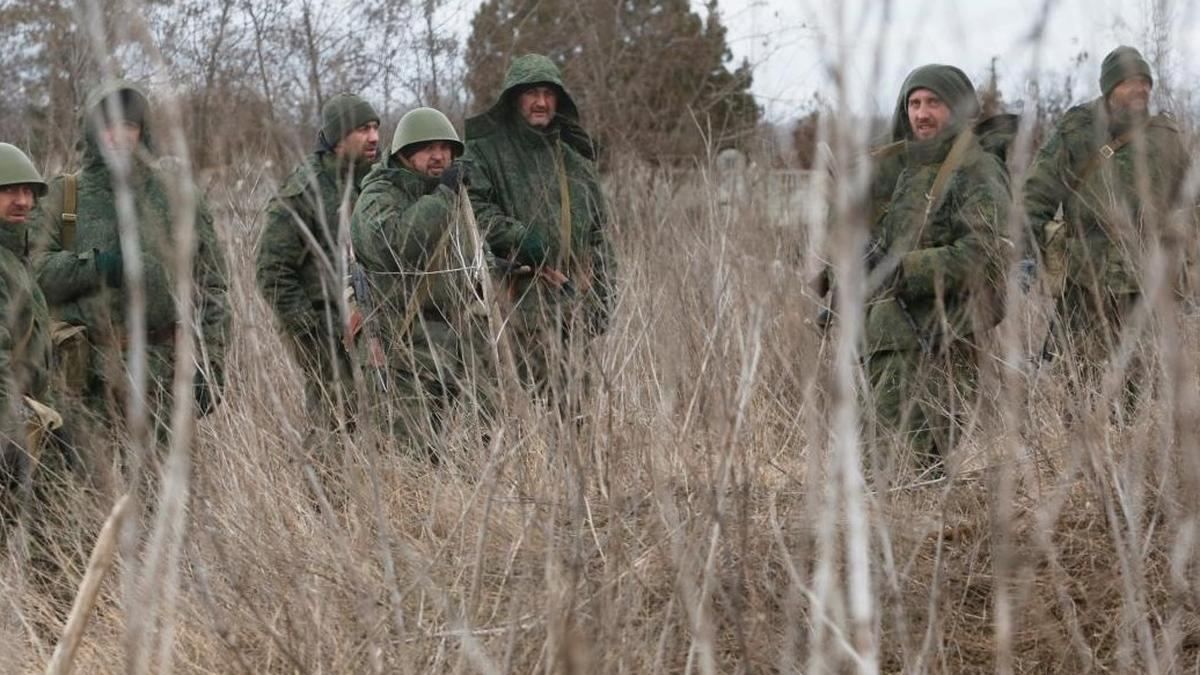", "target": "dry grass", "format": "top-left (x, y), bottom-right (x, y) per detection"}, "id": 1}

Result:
top-left (1, 145), bottom-right (1199, 675)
